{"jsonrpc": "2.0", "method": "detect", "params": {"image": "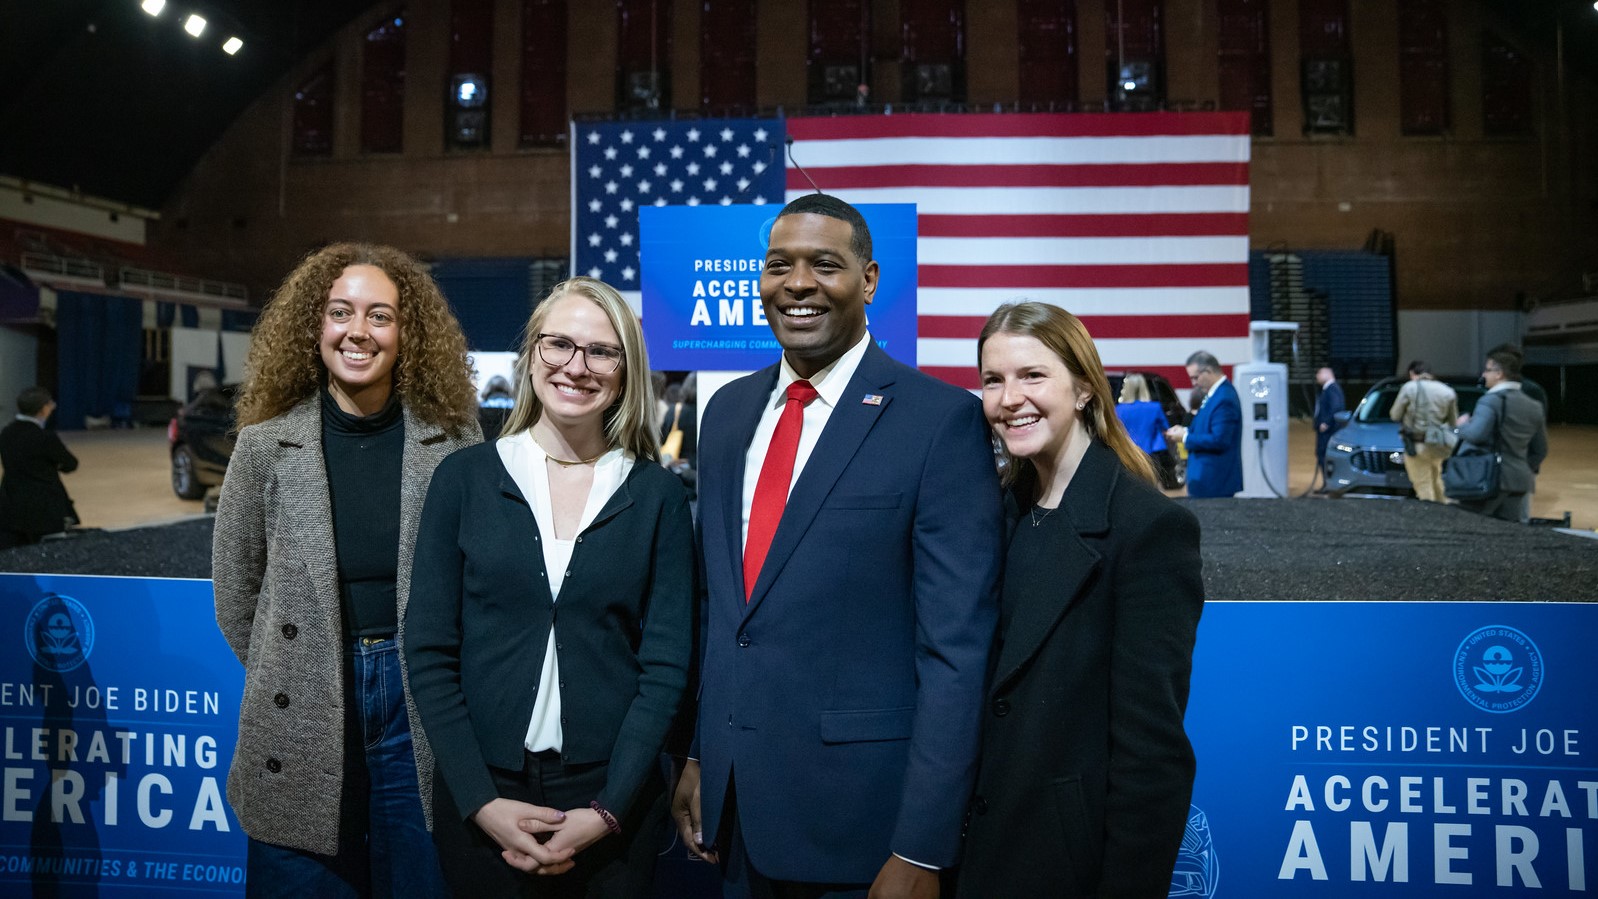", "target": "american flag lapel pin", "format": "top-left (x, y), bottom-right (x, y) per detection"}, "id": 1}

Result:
top-left (862, 394), bottom-right (883, 406)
